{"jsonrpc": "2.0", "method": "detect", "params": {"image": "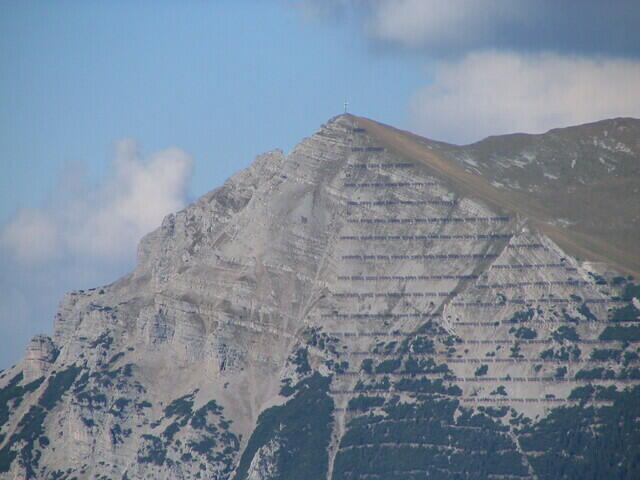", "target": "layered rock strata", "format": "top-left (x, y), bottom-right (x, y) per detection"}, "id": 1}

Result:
top-left (1, 115), bottom-right (639, 480)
